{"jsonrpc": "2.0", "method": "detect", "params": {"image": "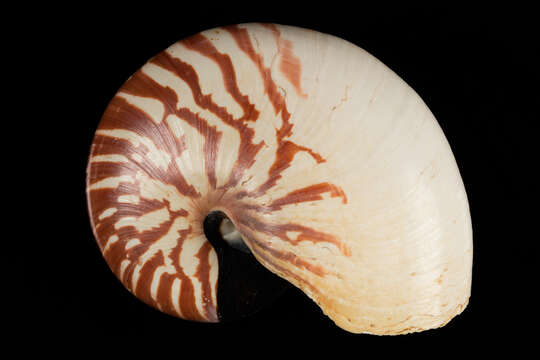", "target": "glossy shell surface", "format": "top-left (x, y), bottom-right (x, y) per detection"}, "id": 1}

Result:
top-left (86, 23), bottom-right (472, 334)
